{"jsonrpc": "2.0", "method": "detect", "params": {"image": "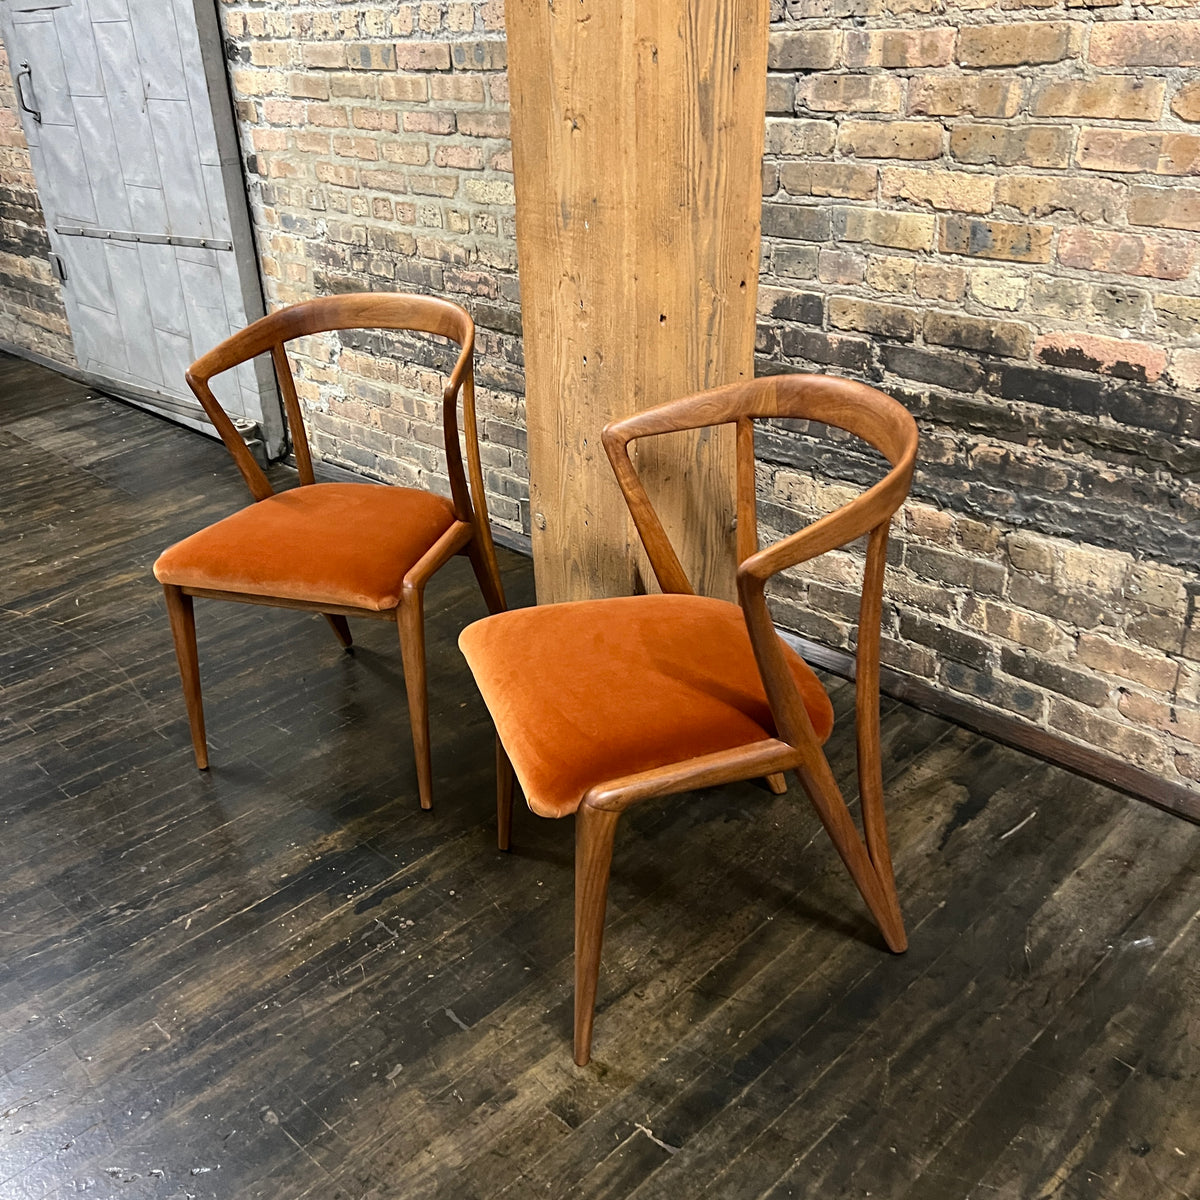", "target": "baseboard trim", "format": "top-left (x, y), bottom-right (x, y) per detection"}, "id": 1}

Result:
top-left (779, 630), bottom-right (1199, 826)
